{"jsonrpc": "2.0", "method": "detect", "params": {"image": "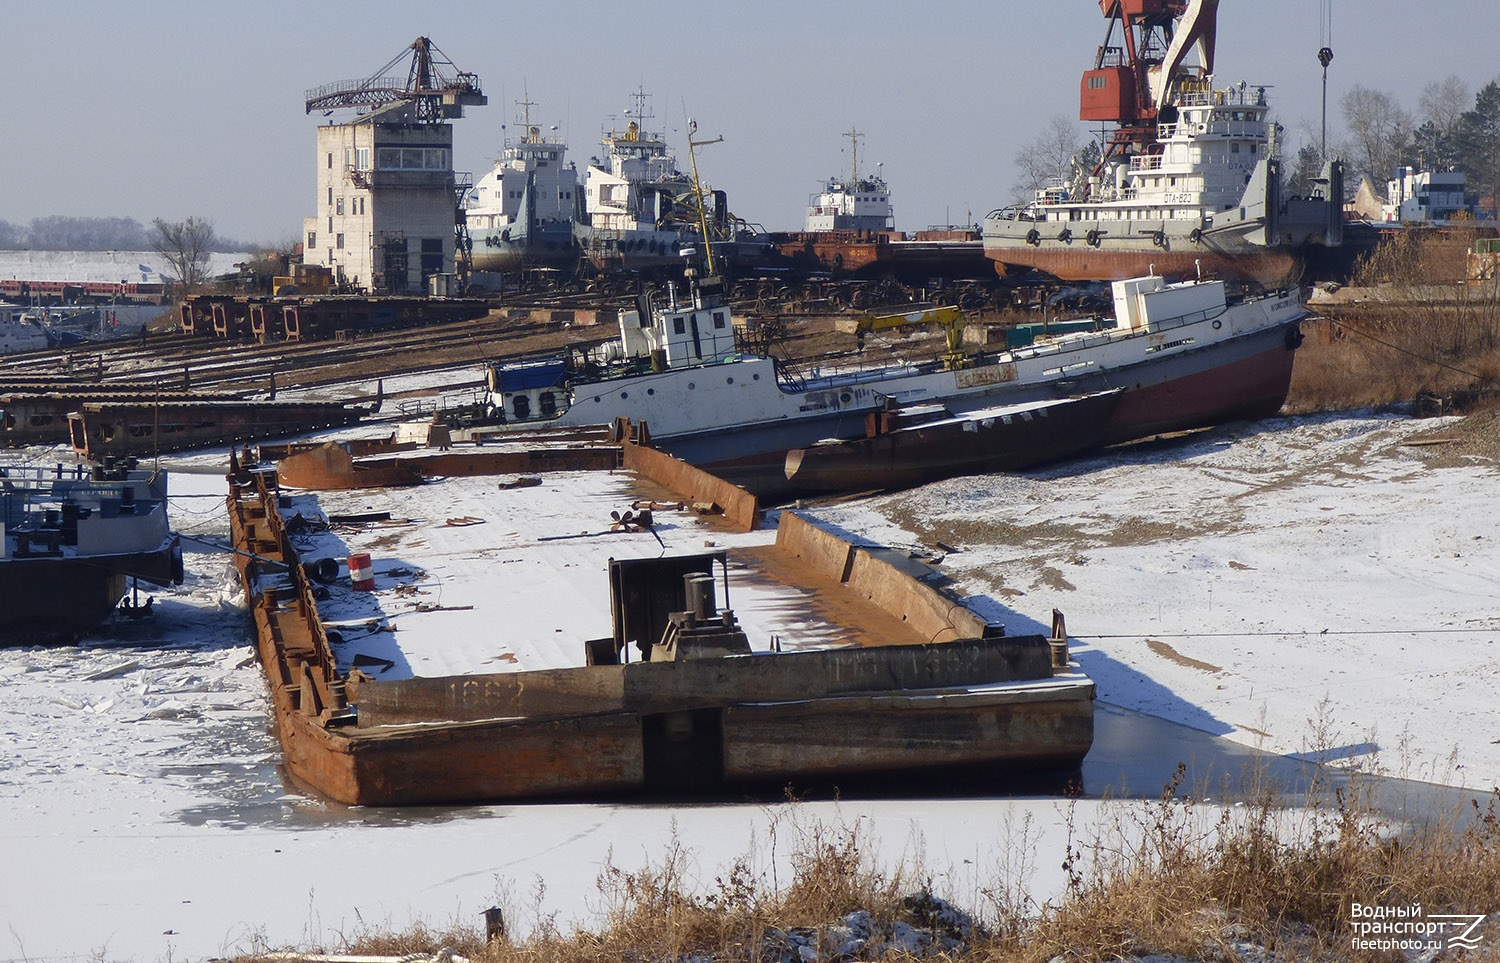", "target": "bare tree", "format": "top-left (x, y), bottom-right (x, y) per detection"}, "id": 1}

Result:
top-left (152, 216), bottom-right (216, 292)
top-left (1285, 143), bottom-right (1325, 197)
top-left (1420, 76), bottom-right (1471, 138)
top-left (1341, 85), bottom-right (1414, 184)
top-left (1011, 115), bottom-right (1085, 205)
